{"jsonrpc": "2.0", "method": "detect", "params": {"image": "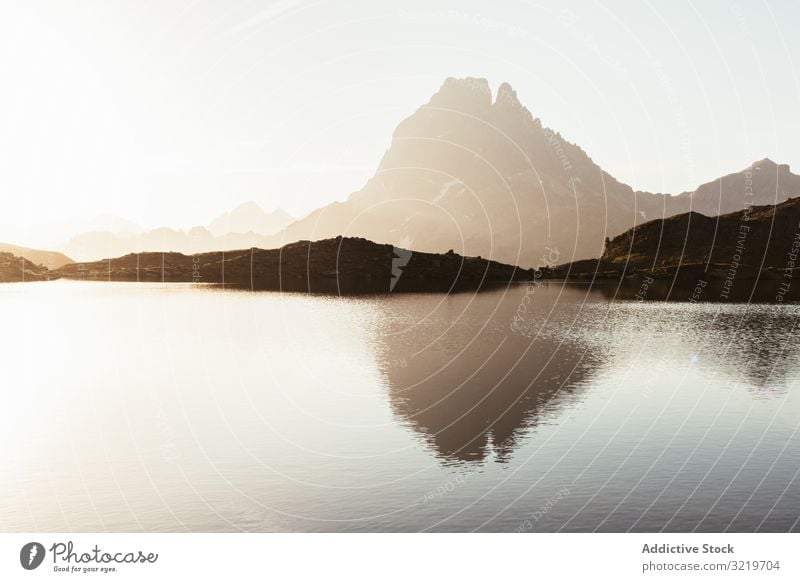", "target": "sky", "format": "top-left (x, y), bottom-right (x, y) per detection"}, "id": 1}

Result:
top-left (1, 0), bottom-right (798, 247)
